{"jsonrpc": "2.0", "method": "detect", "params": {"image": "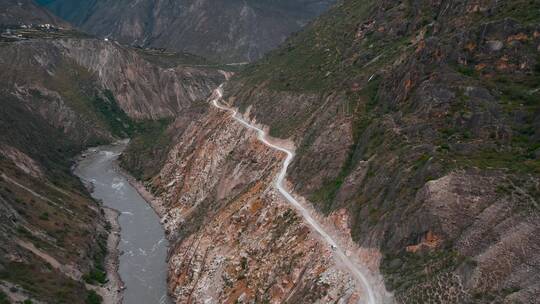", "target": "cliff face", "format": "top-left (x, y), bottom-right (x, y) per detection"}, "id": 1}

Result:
top-left (0, 26), bottom-right (224, 302)
top-left (124, 0), bottom-right (540, 303)
top-left (53, 39), bottom-right (225, 119)
top-left (38, 0), bottom-right (336, 62)
top-left (133, 98), bottom-right (389, 303)
top-left (1, 36), bottom-right (225, 121)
